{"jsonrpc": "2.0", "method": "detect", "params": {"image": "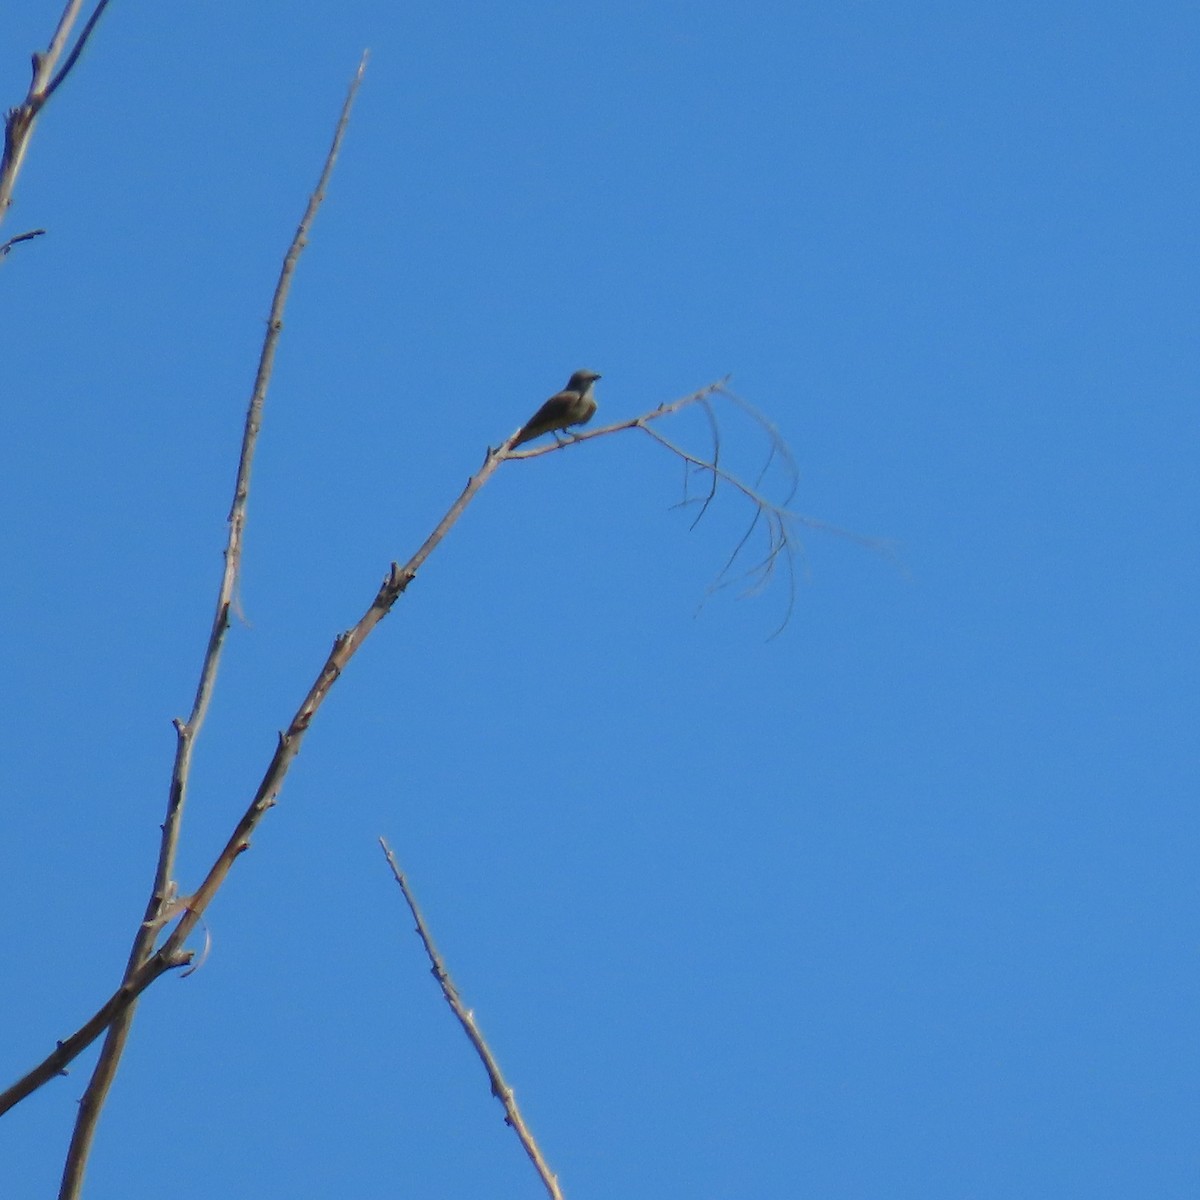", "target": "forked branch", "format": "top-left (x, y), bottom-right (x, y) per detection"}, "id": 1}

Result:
top-left (42, 54), bottom-right (367, 1200)
top-left (506, 381), bottom-right (894, 635)
top-left (0, 0), bottom-right (113, 226)
top-left (1, 371), bottom-right (860, 1125)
